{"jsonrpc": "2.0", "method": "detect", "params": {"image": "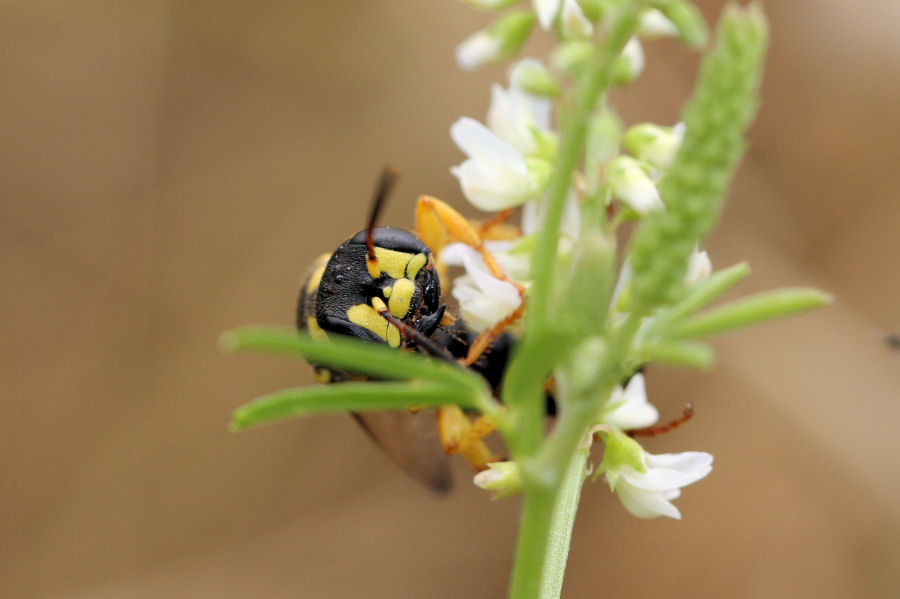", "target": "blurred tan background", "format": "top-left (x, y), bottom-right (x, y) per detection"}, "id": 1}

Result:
top-left (1, 1), bottom-right (898, 597)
